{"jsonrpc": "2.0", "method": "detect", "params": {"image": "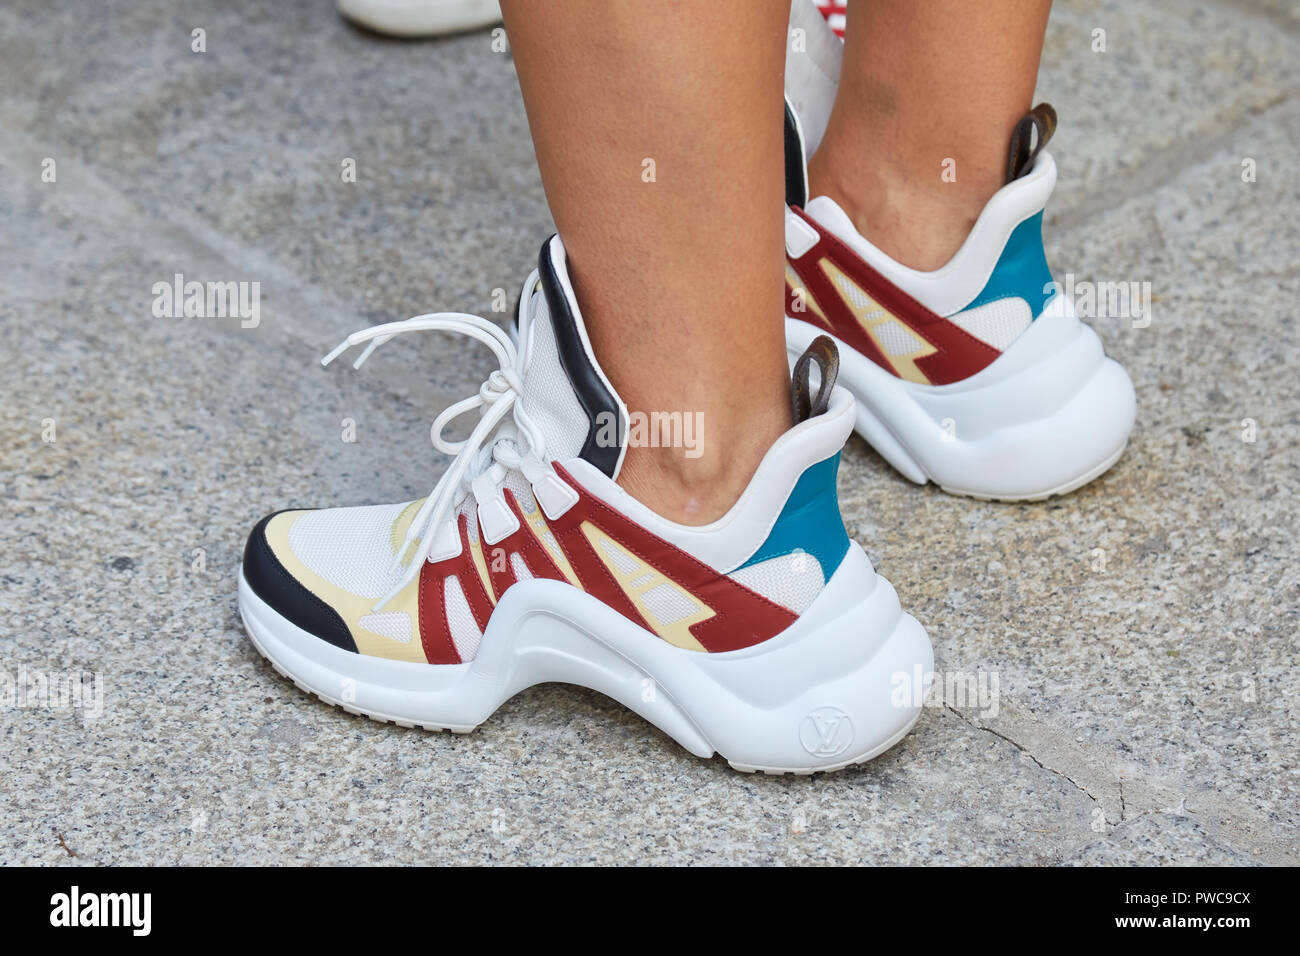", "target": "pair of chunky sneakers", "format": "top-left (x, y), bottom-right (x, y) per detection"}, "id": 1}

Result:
top-left (238, 39), bottom-right (1135, 775)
